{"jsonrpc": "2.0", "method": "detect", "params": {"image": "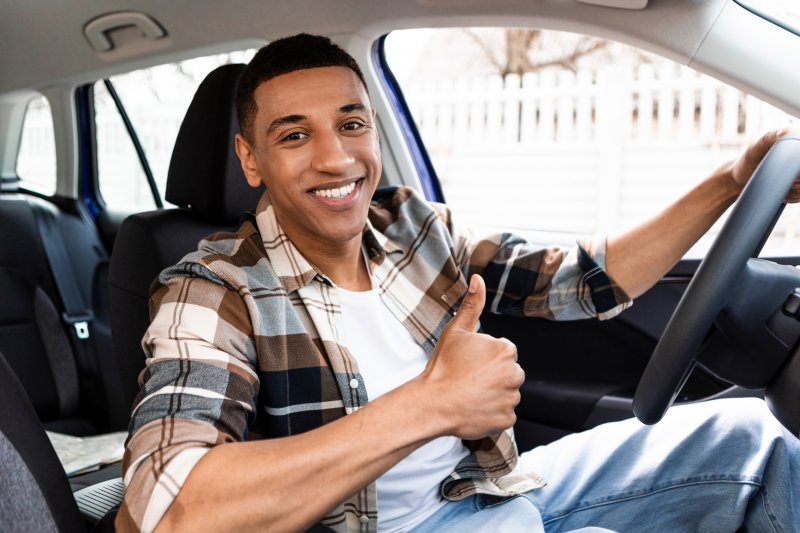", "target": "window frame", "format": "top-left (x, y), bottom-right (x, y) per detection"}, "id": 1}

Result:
top-left (734, 1), bottom-right (800, 37)
top-left (374, 35), bottom-right (444, 203)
